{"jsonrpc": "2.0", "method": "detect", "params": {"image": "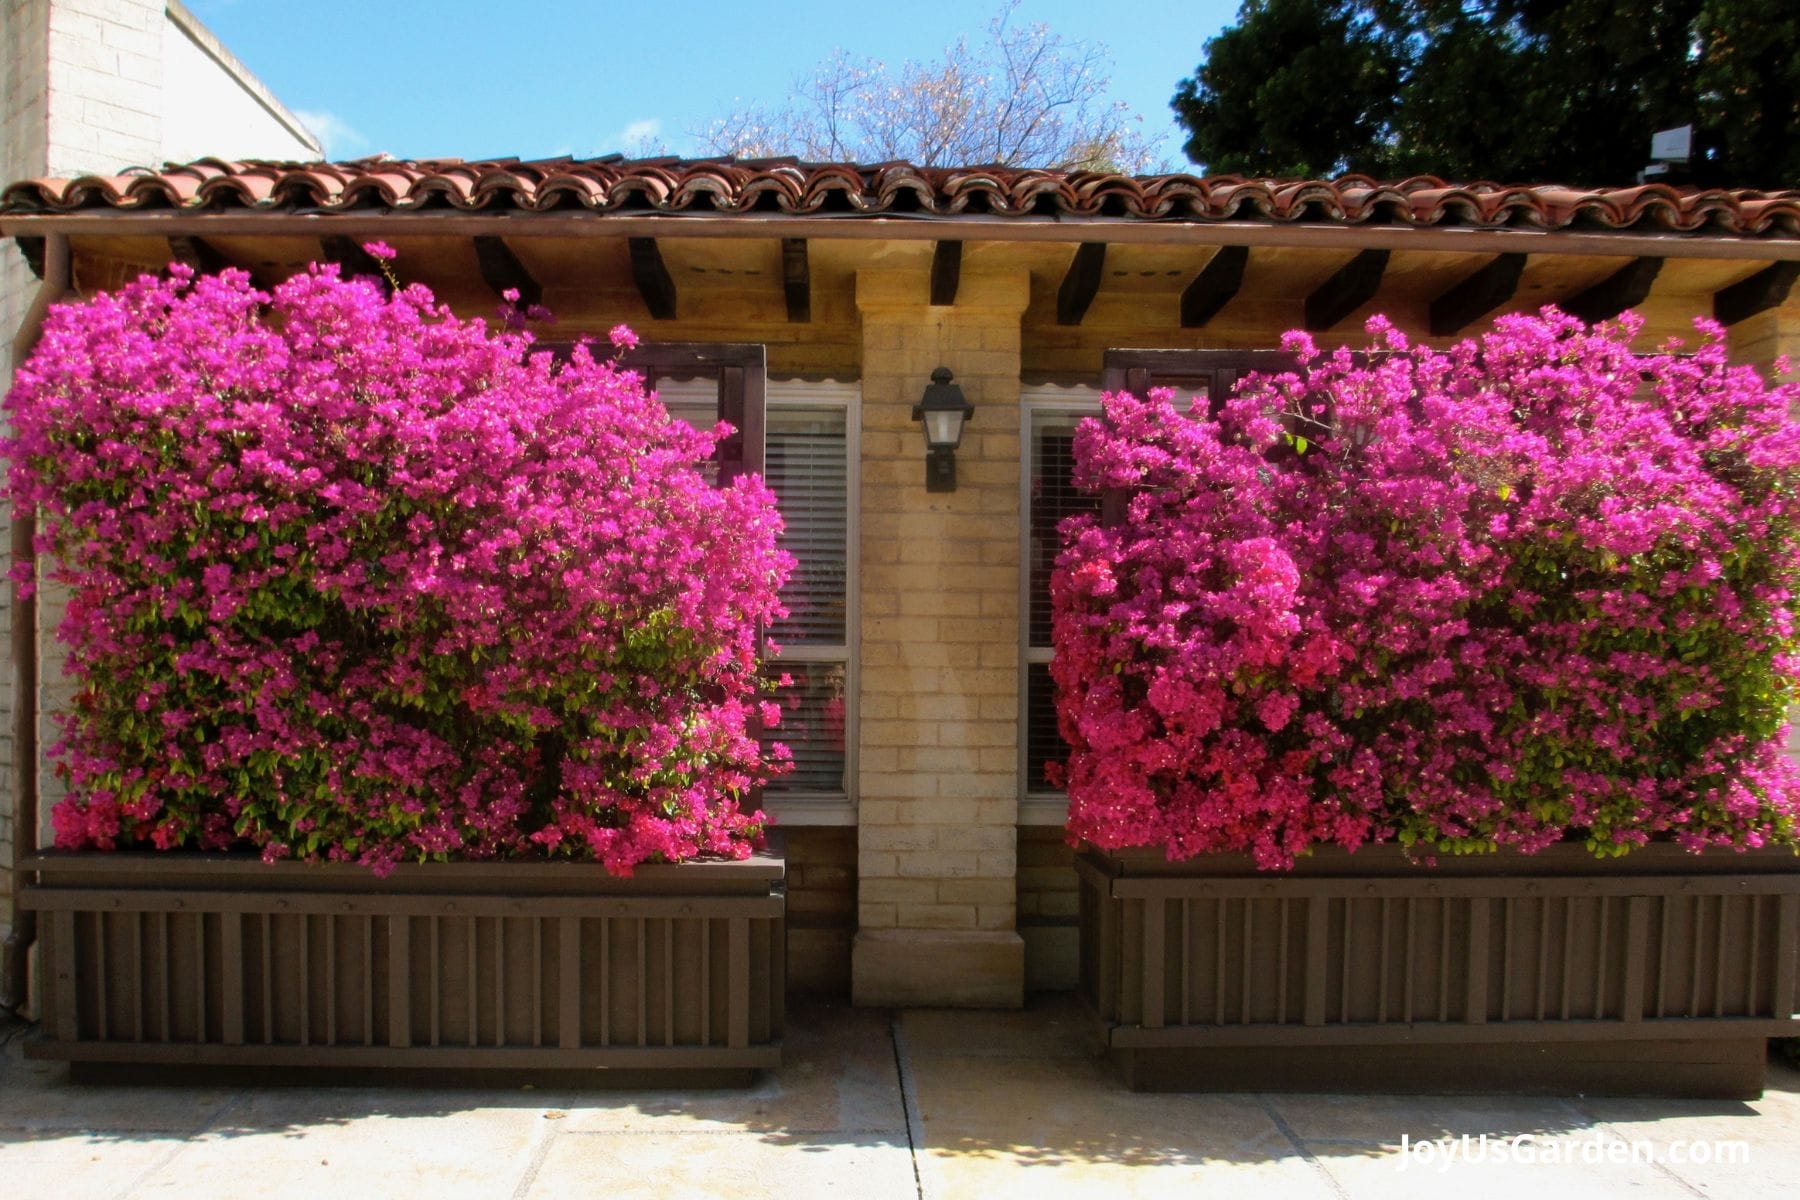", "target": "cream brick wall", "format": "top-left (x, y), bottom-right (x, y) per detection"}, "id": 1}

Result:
top-left (851, 268), bottom-right (1030, 1005)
